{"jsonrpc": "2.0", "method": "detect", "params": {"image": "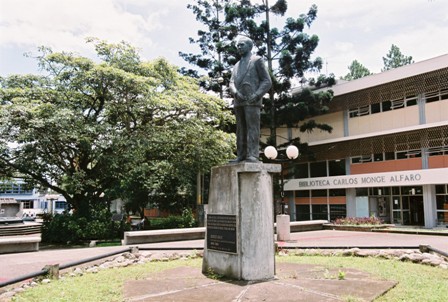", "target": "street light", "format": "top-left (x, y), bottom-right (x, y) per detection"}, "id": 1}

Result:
top-left (263, 145), bottom-right (299, 215)
top-left (45, 194), bottom-right (59, 214)
top-left (264, 145), bottom-right (299, 242)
